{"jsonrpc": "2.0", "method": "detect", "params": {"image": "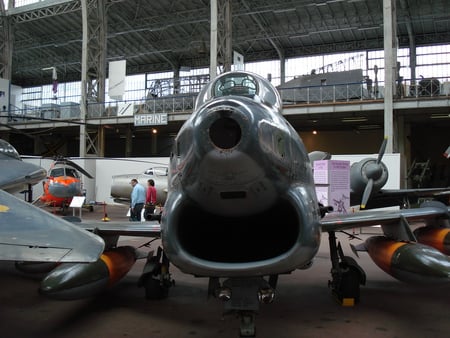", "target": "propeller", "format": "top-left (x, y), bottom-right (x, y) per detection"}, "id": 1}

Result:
top-left (360, 136), bottom-right (388, 209)
top-left (54, 157), bottom-right (94, 179)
